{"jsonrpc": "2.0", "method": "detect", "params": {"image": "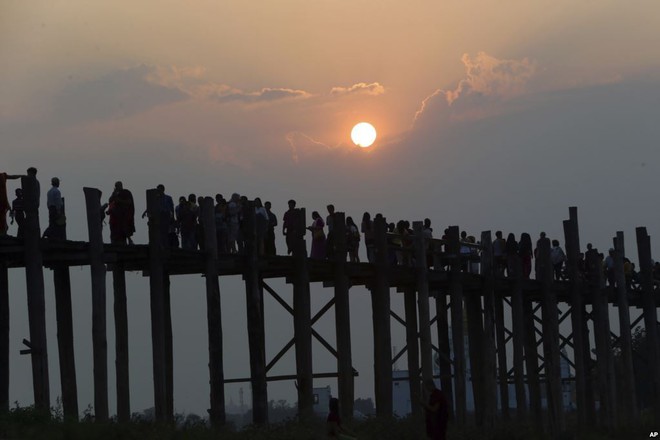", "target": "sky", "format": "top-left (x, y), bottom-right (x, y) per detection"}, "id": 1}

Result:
top-left (2, 0), bottom-right (660, 418)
